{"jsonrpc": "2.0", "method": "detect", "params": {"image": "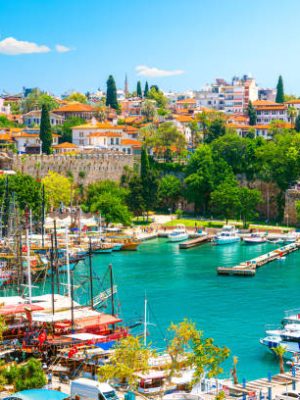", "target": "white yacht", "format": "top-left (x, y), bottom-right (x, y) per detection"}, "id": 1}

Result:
top-left (243, 233), bottom-right (267, 245)
top-left (260, 324), bottom-right (300, 360)
top-left (168, 225), bottom-right (189, 242)
top-left (214, 225), bottom-right (240, 245)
